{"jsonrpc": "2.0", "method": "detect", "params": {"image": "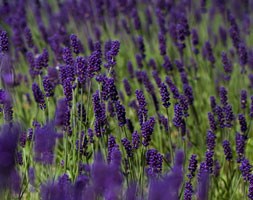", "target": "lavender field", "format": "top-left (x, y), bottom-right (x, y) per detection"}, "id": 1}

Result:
top-left (0, 0), bottom-right (252, 199)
